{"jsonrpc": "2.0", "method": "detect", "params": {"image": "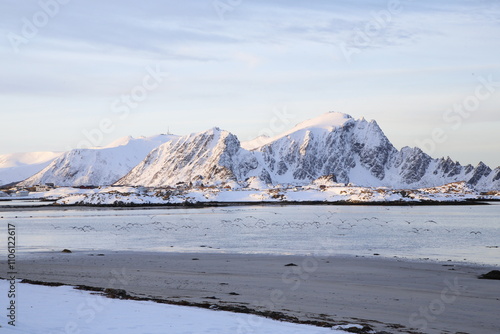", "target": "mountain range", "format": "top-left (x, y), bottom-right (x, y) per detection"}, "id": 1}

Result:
top-left (8, 112), bottom-right (500, 190)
